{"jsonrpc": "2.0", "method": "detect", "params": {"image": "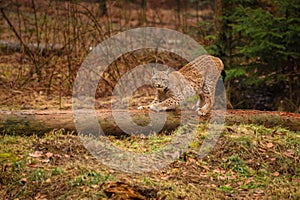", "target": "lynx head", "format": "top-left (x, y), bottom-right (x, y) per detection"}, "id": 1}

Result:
top-left (151, 68), bottom-right (170, 90)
